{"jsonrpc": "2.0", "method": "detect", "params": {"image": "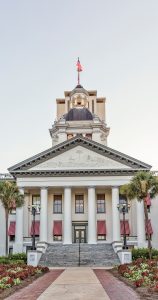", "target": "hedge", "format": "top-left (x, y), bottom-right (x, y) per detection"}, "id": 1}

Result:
top-left (0, 253), bottom-right (27, 264)
top-left (132, 248), bottom-right (158, 260)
